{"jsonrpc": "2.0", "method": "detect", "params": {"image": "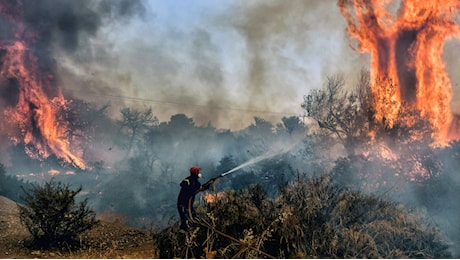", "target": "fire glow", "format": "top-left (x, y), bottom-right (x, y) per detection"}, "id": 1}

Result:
top-left (203, 192), bottom-right (224, 204)
top-left (338, 0), bottom-right (460, 143)
top-left (0, 1), bottom-right (85, 169)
